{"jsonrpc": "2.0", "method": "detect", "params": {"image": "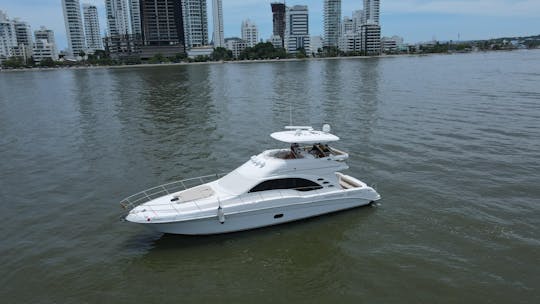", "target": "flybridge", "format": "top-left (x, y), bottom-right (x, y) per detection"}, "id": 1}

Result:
top-left (270, 125), bottom-right (340, 144)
